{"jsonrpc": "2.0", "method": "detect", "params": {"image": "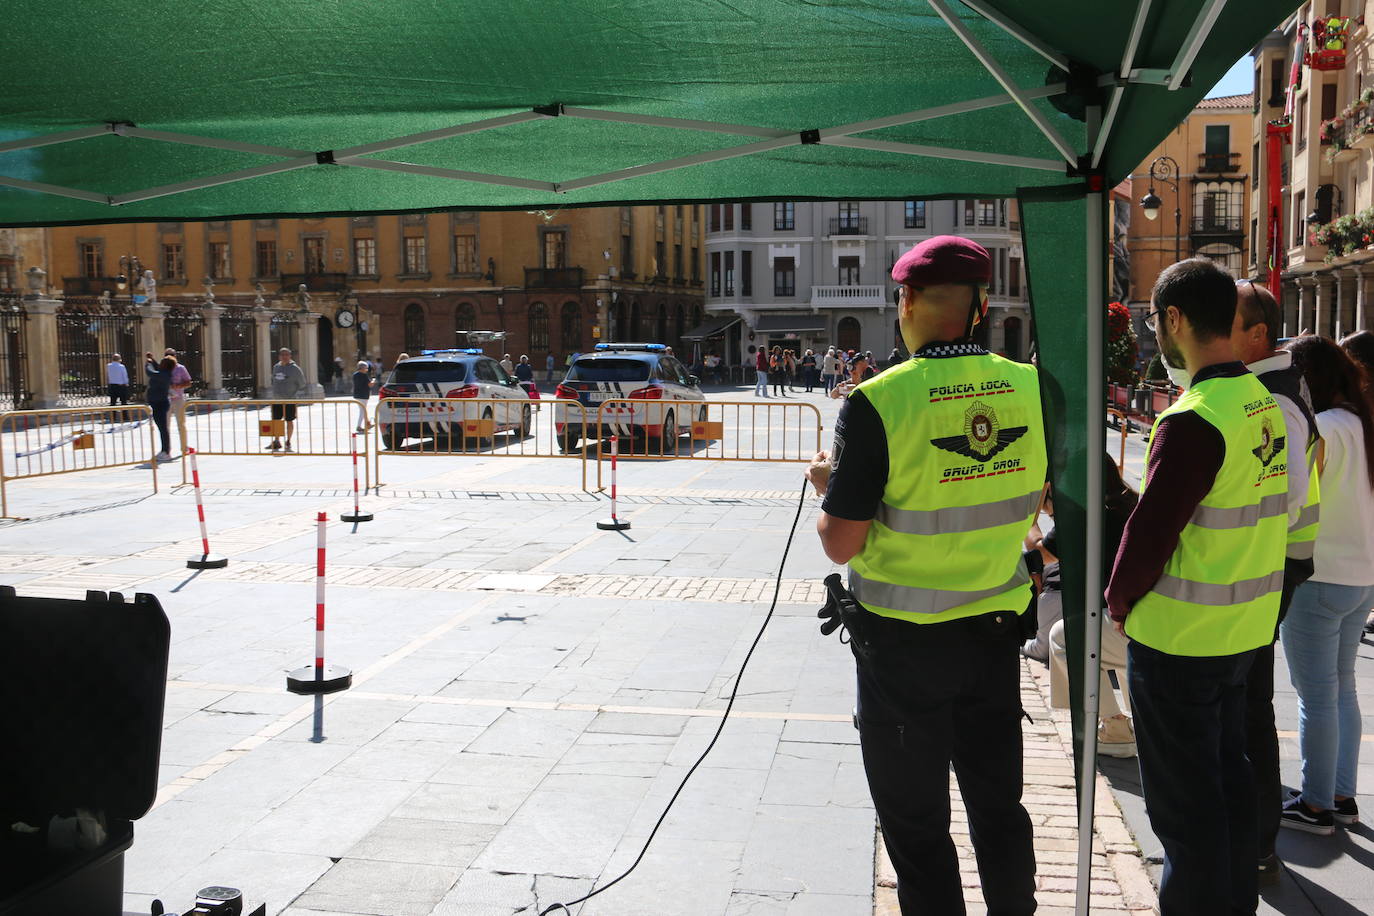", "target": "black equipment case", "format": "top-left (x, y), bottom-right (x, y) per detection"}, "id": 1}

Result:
top-left (0, 588), bottom-right (171, 916)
